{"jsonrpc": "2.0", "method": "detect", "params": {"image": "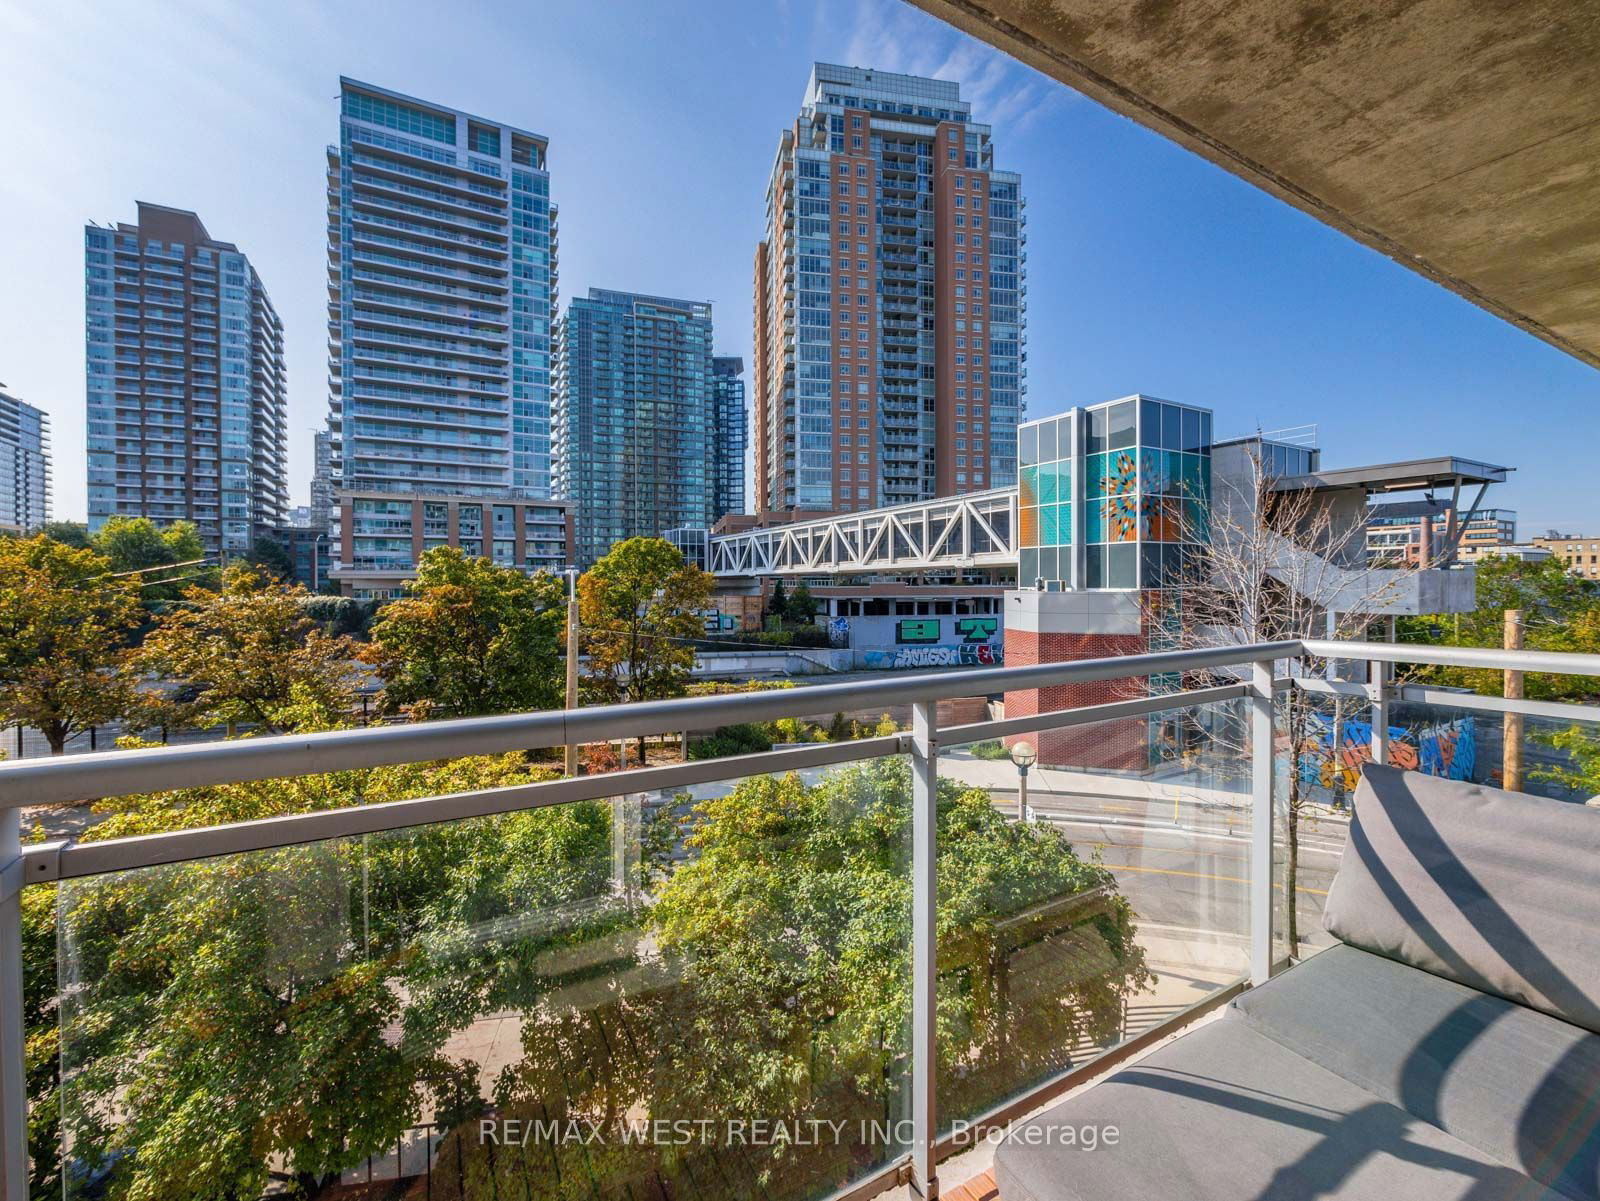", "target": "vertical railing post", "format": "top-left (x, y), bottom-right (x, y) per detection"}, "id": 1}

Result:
top-left (0, 806), bottom-right (26, 1201)
top-left (909, 700), bottom-right (939, 1199)
top-left (1249, 657), bottom-right (1275, 987)
top-left (1369, 656), bottom-right (1389, 767)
